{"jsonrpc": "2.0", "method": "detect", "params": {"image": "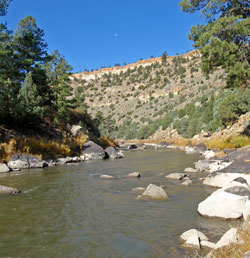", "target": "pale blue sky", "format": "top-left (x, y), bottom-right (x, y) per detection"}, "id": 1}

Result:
top-left (3, 0), bottom-right (203, 72)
